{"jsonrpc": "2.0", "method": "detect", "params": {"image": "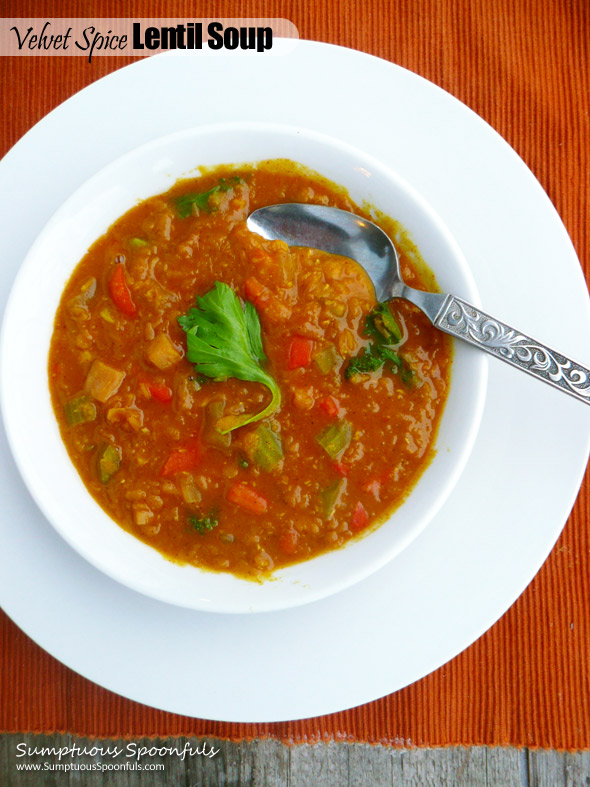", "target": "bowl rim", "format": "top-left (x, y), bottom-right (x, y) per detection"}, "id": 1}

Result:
top-left (0, 120), bottom-right (487, 613)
